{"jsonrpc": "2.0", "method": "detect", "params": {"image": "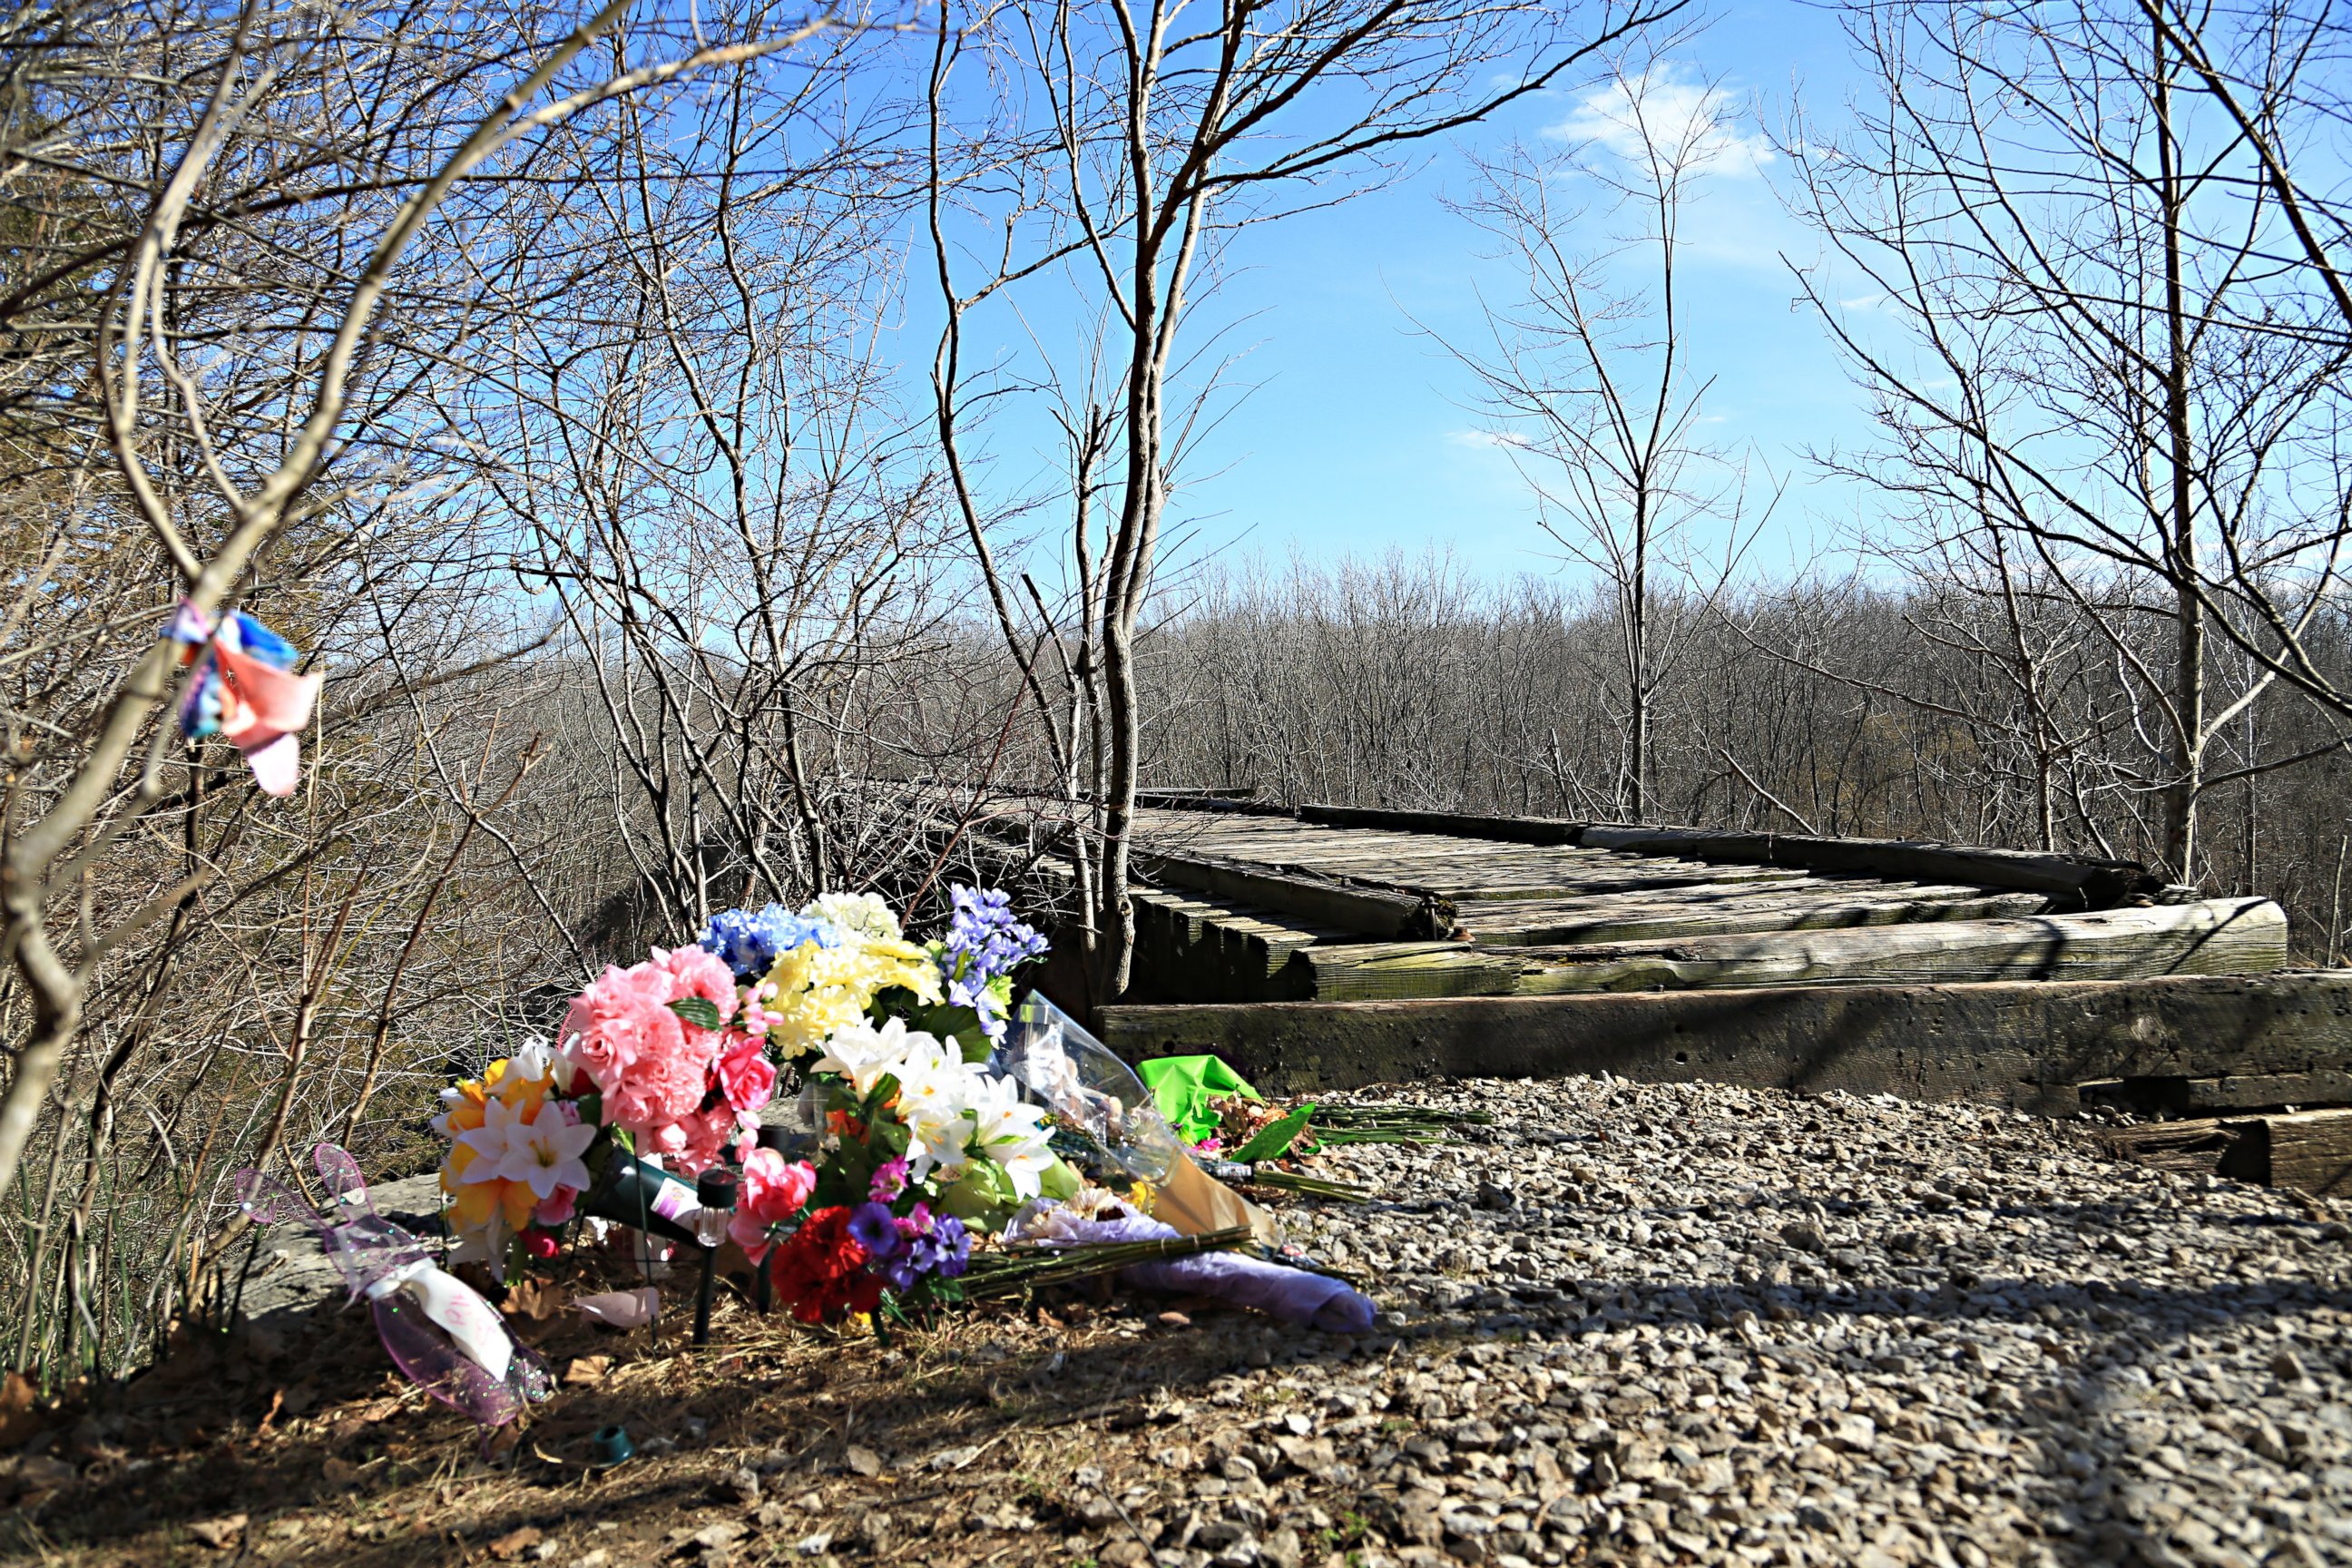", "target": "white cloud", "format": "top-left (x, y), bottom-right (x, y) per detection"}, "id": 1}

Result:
top-left (1552, 67), bottom-right (1775, 180)
top-left (1448, 428), bottom-right (1535, 451)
